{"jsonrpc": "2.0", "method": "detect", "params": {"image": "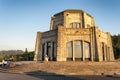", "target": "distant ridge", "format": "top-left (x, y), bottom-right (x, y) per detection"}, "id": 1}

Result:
top-left (0, 50), bottom-right (24, 56)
